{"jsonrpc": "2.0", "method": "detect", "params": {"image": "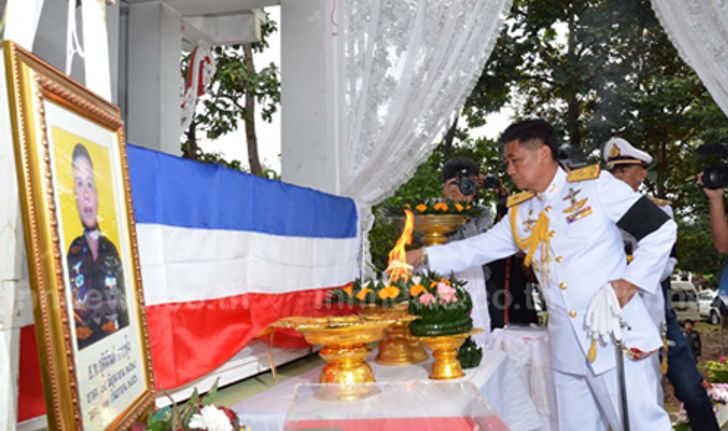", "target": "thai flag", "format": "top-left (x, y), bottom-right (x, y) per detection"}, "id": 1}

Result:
top-left (18, 145), bottom-right (360, 421)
